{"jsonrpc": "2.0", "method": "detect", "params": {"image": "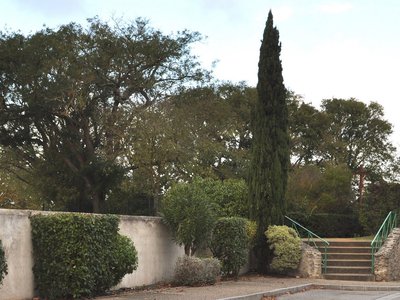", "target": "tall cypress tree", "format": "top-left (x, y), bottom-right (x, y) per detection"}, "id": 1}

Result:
top-left (248, 11), bottom-right (289, 272)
